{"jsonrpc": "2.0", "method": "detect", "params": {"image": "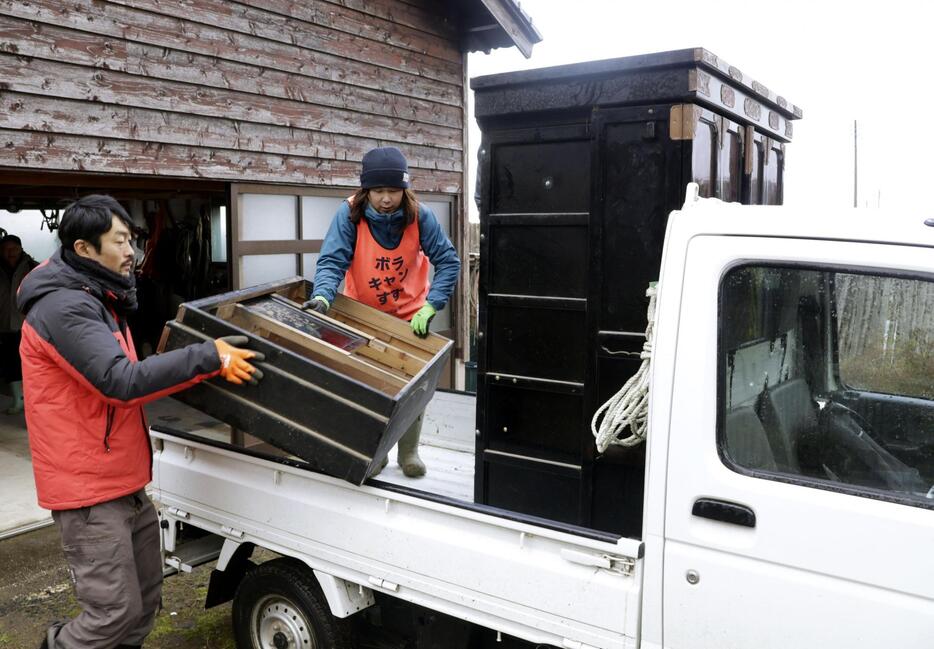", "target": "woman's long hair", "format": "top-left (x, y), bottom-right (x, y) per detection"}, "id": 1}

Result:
top-left (349, 187), bottom-right (419, 226)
